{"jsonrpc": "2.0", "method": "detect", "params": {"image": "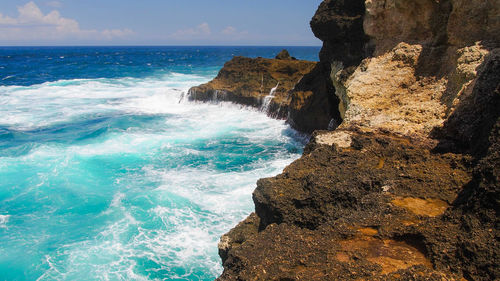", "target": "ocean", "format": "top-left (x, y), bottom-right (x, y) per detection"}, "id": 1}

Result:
top-left (0, 46), bottom-right (319, 280)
